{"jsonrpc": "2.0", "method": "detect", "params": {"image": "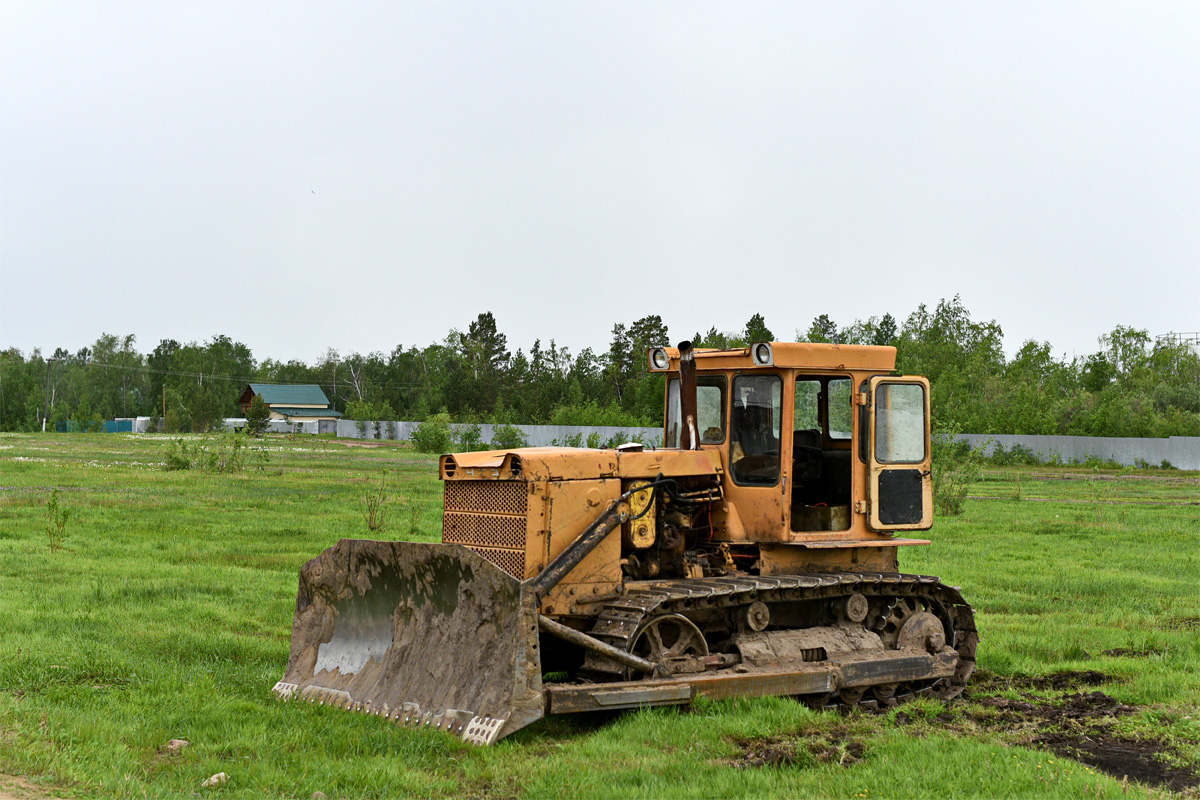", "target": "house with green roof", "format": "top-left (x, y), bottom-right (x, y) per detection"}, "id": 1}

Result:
top-left (238, 384), bottom-right (342, 424)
